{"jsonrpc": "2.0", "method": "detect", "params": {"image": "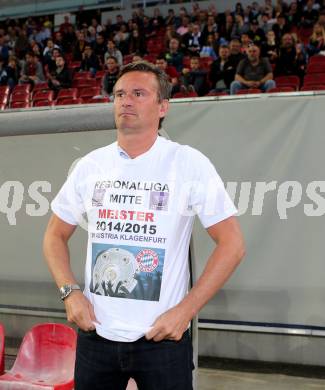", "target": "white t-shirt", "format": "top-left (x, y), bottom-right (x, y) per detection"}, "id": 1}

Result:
top-left (51, 136), bottom-right (237, 341)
